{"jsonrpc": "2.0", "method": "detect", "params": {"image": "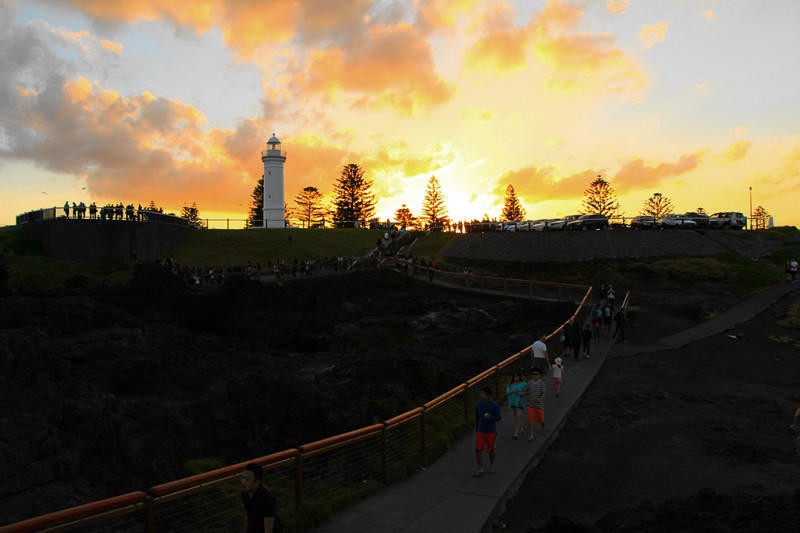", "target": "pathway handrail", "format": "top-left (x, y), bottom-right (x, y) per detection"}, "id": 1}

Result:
top-left (0, 491), bottom-right (149, 533)
top-left (148, 449), bottom-right (298, 499)
top-left (3, 279), bottom-right (594, 533)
